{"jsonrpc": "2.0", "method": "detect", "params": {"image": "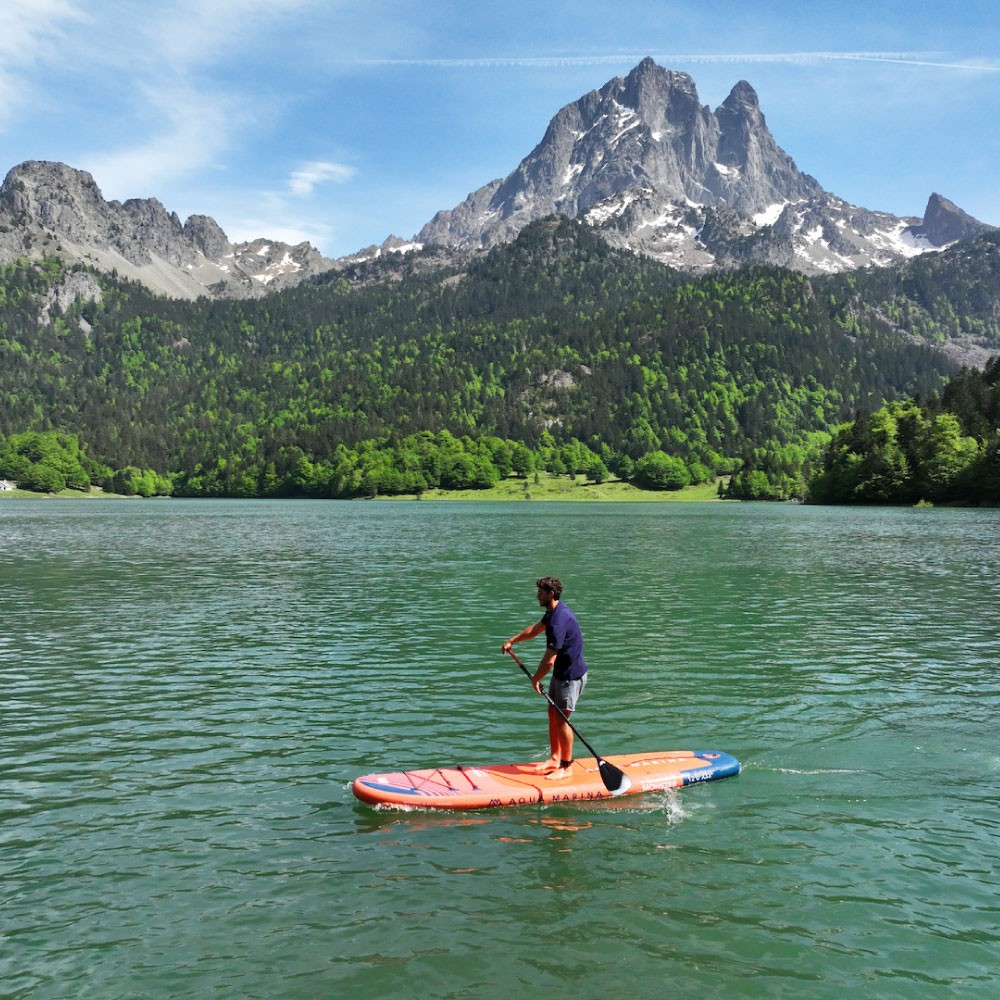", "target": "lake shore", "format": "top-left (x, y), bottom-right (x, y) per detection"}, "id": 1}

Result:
top-left (0, 475), bottom-right (729, 502)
